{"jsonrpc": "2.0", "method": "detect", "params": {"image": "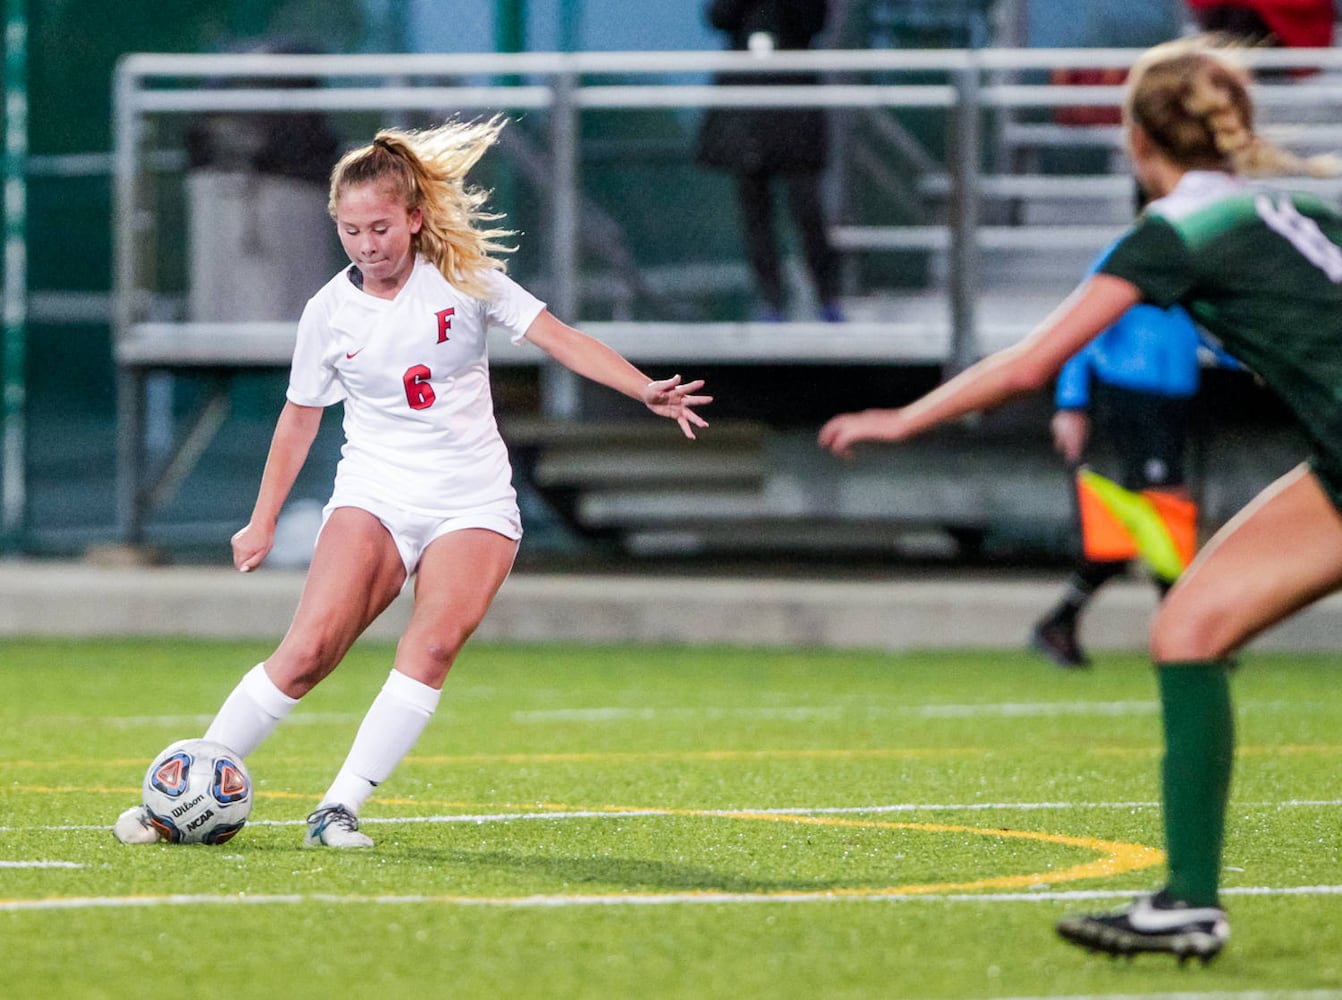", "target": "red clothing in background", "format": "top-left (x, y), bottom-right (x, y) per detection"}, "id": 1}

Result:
top-left (1186, 0), bottom-right (1334, 48)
